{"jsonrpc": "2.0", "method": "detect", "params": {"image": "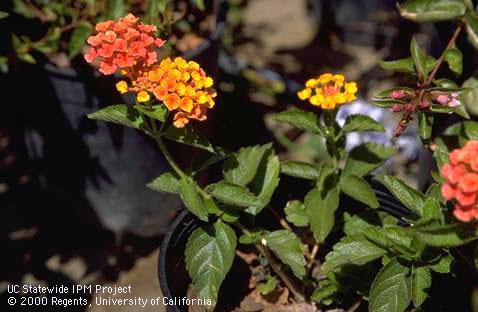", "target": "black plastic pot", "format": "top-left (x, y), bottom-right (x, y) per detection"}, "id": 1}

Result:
top-left (158, 209), bottom-right (196, 312)
top-left (158, 182), bottom-right (412, 312)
